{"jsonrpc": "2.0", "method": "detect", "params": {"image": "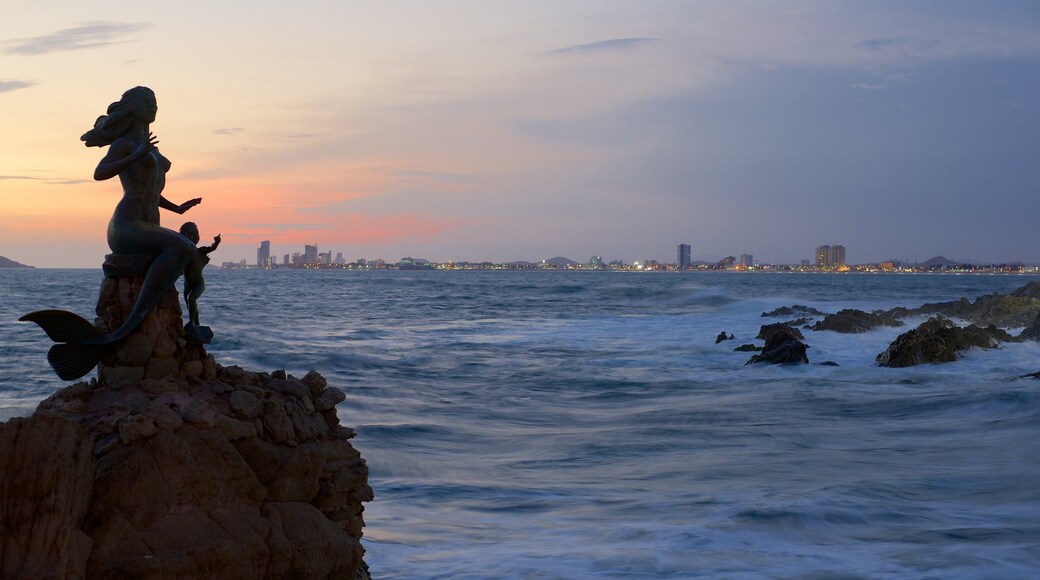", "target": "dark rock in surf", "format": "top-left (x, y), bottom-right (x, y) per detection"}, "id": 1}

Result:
top-left (884, 283), bottom-right (1040, 329)
top-left (811, 309), bottom-right (903, 333)
top-left (757, 322), bottom-right (804, 342)
top-left (761, 305), bottom-right (826, 318)
top-left (746, 326), bottom-right (809, 365)
top-left (715, 331), bottom-right (734, 344)
top-left (875, 316), bottom-right (1011, 367)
